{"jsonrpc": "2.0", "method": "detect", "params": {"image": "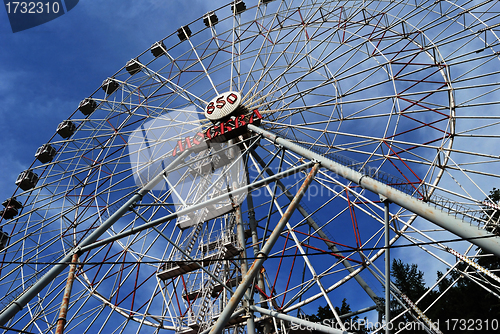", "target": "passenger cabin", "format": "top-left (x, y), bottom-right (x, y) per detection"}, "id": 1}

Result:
top-left (1, 197), bottom-right (23, 220)
top-left (151, 41), bottom-right (166, 57)
top-left (0, 228), bottom-right (9, 251)
top-left (15, 170), bottom-right (39, 191)
top-left (35, 144), bottom-right (56, 163)
top-left (101, 78), bottom-right (119, 95)
top-left (78, 98), bottom-right (97, 116)
top-left (126, 59), bottom-right (142, 75)
top-left (57, 120), bottom-right (76, 139)
top-left (177, 25), bottom-right (192, 41)
top-left (203, 12), bottom-right (218, 27)
top-left (231, 1), bottom-right (246, 14)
